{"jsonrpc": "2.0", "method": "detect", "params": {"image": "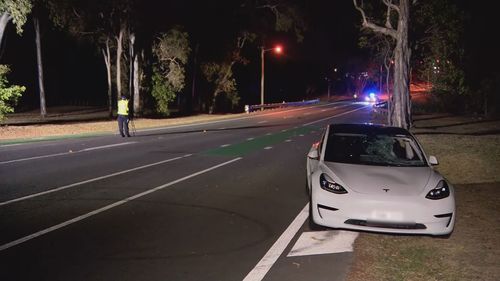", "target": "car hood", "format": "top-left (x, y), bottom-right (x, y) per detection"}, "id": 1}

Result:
top-left (324, 162), bottom-right (432, 196)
